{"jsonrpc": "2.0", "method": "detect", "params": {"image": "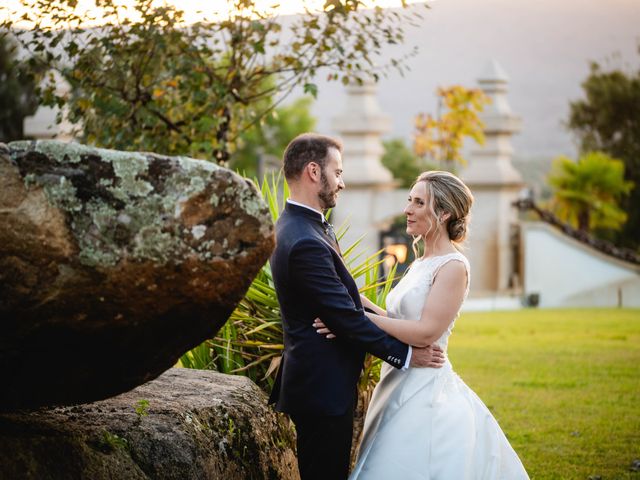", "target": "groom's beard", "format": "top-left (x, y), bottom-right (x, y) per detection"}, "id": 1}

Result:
top-left (318, 170), bottom-right (338, 210)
